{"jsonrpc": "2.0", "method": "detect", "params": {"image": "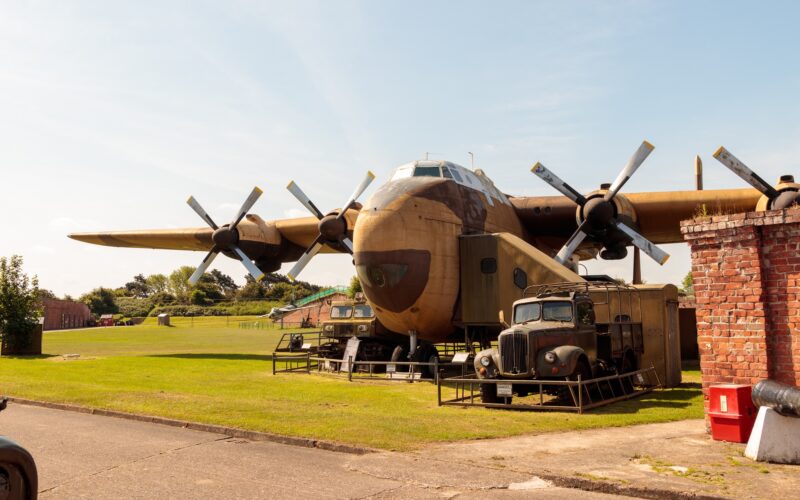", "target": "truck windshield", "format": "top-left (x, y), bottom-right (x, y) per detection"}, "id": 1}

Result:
top-left (330, 306), bottom-right (353, 319)
top-left (513, 303), bottom-right (541, 324)
top-left (354, 304), bottom-right (374, 318)
top-left (542, 301), bottom-right (573, 322)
